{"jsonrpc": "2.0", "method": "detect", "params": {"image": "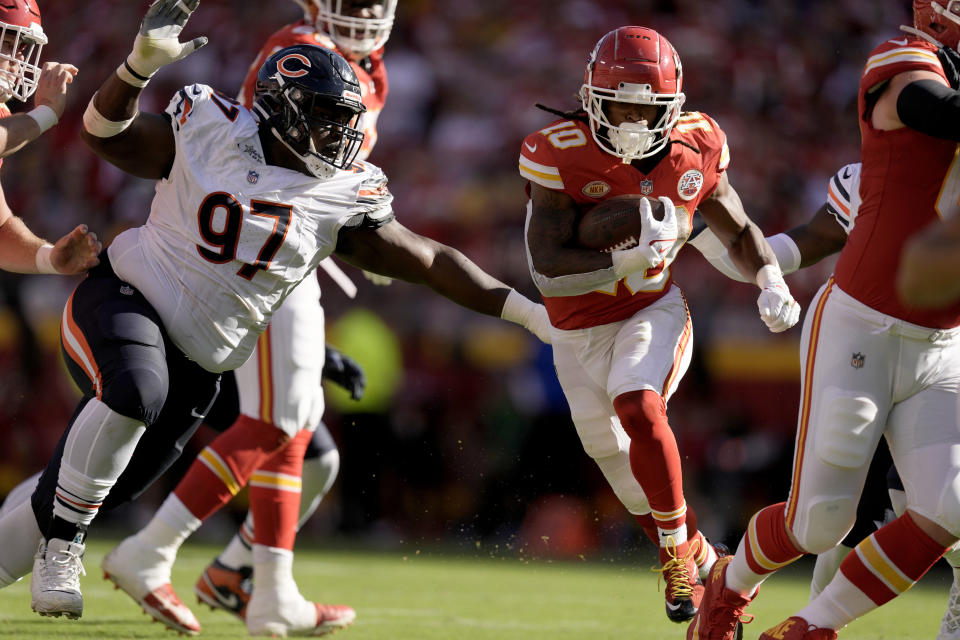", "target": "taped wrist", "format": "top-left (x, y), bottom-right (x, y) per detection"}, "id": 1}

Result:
top-left (897, 79), bottom-right (960, 141)
top-left (83, 96), bottom-right (136, 138)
